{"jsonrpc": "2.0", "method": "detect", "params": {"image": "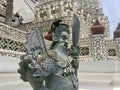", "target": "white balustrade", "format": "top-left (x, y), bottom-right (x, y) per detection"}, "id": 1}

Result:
top-left (0, 22), bottom-right (27, 43)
